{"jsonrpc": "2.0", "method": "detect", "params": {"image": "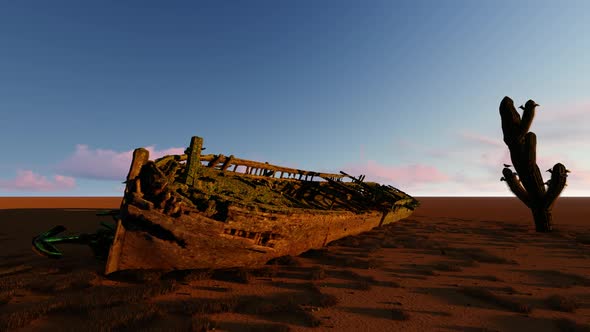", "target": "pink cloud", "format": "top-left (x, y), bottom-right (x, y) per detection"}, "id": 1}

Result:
top-left (536, 101), bottom-right (590, 123)
top-left (0, 170), bottom-right (76, 192)
top-left (425, 131), bottom-right (507, 165)
top-left (56, 144), bottom-right (185, 181)
top-left (438, 142), bottom-right (509, 177)
top-left (472, 153), bottom-right (590, 196)
top-left (550, 158), bottom-right (590, 195)
top-left (531, 100), bottom-right (590, 145)
top-left (344, 160), bottom-right (449, 186)
top-left (455, 131), bottom-right (564, 176)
